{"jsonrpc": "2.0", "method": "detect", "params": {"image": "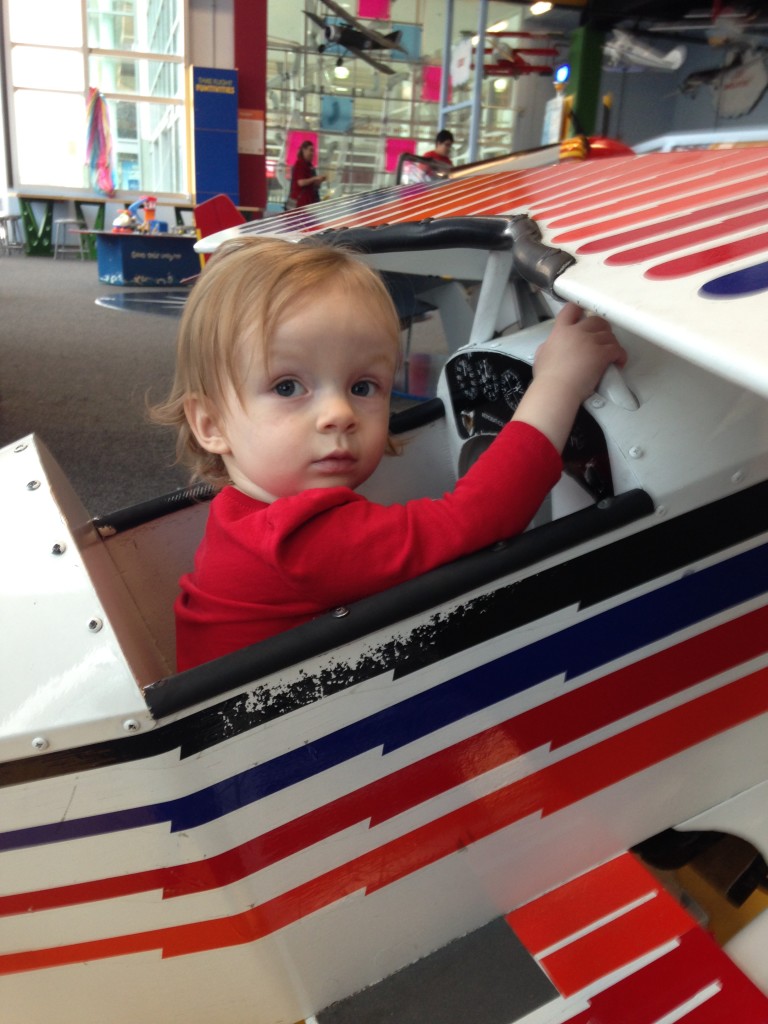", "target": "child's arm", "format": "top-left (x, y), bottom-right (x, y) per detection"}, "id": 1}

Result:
top-left (513, 302), bottom-right (627, 453)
